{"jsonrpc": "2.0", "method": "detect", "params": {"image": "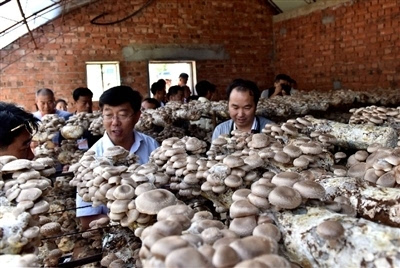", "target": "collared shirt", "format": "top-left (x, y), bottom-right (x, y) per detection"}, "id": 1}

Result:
top-left (76, 130), bottom-right (159, 217)
top-left (90, 130), bottom-right (159, 164)
top-left (33, 109), bottom-right (73, 121)
top-left (232, 117), bottom-right (258, 132)
top-left (212, 116), bottom-right (273, 141)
